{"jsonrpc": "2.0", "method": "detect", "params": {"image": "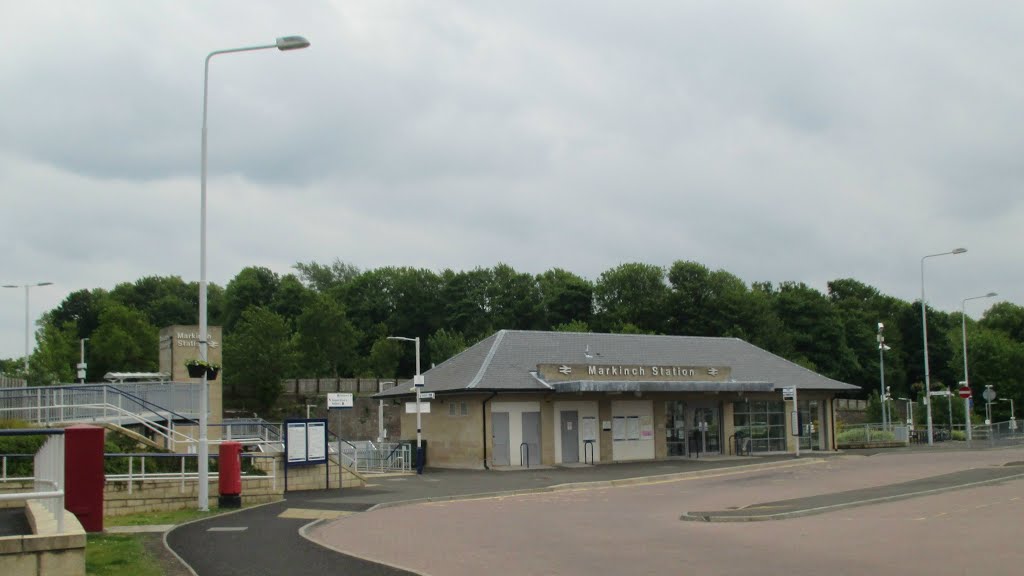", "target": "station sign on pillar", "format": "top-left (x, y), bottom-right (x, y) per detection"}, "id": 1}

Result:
top-left (783, 386), bottom-right (799, 457)
top-left (414, 374), bottom-right (425, 474)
